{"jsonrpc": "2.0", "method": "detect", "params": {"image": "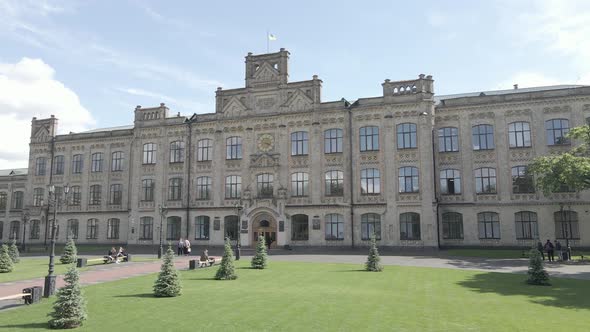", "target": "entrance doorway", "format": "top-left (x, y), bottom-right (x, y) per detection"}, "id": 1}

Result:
top-left (253, 219), bottom-right (277, 249)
